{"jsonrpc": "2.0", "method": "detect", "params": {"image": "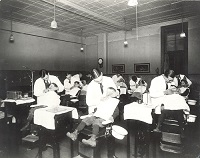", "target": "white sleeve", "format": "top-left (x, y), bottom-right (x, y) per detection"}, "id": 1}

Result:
top-left (34, 79), bottom-right (45, 97)
top-left (51, 76), bottom-right (64, 93)
top-left (130, 80), bottom-right (136, 91)
top-left (108, 77), bottom-right (118, 90)
top-left (186, 77), bottom-right (192, 86)
top-left (173, 77), bottom-right (179, 87)
top-left (149, 78), bottom-right (165, 98)
top-left (86, 82), bottom-right (99, 107)
top-left (64, 79), bottom-right (72, 90)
